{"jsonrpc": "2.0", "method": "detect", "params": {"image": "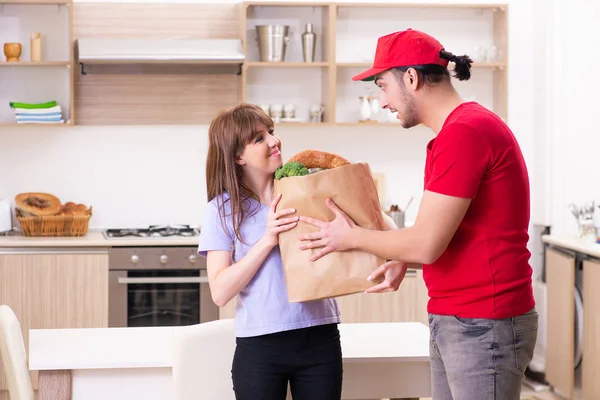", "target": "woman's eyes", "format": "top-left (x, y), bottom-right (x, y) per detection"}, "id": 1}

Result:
top-left (254, 130), bottom-right (274, 143)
